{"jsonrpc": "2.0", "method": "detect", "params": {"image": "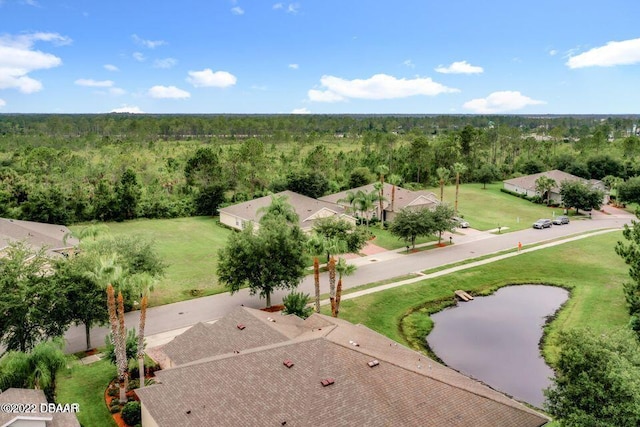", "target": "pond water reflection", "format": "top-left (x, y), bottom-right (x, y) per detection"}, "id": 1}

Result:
top-left (426, 285), bottom-right (568, 408)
